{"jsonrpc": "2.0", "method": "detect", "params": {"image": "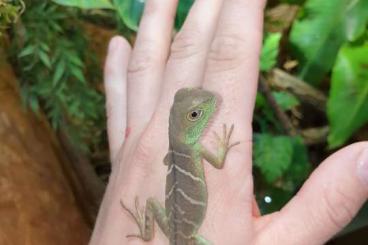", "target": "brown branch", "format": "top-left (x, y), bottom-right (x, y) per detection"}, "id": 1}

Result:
top-left (57, 128), bottom-right (106, 226)
top-left (259, 75), bottom-right (297, 136)
top-left (269, 68), bottom-right (327, 111)
top-left (300, 126), bottom-right (329, 145)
